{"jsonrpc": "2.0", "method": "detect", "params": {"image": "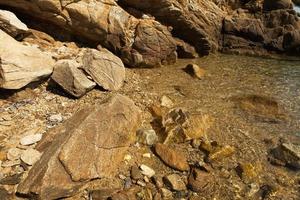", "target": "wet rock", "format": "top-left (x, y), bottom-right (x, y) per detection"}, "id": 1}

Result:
top-left (184, 64), bottom-right (205, 79)
top-left (20, 134), bottom-right (43, 146)
top-left (140, 164), bottom-right (156, 177)
top-left (164, 174), bottom-right (186, 191)
top-left (188, 168), bottom-right (213, 192)
top-left (0, 173), bottom-right (22, 185)
top-left (0, 30), bottom-right (54, 89)
top-left (7, 148), bottom-right (22, 161)
top-left (20, 149), bottom-right (42, 166)
top-left (131, 166), bottom-right (143, 180)
top-left (137, 129), bottom-right (158, 146)
top-left (0, 9), bottom-right (29, 39)
top-left (51, 59), bottom-right (96, 98)
top-left (17, 95), bottom-right (141, 199)
top-left (154, 143), bottom-right (189, 171)
top-left (270, 143), bottom-right (300, 169)
top-left (81, 48), bottom-right (125, 91)
top-left (160, 95), bottom-right (174, 108)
